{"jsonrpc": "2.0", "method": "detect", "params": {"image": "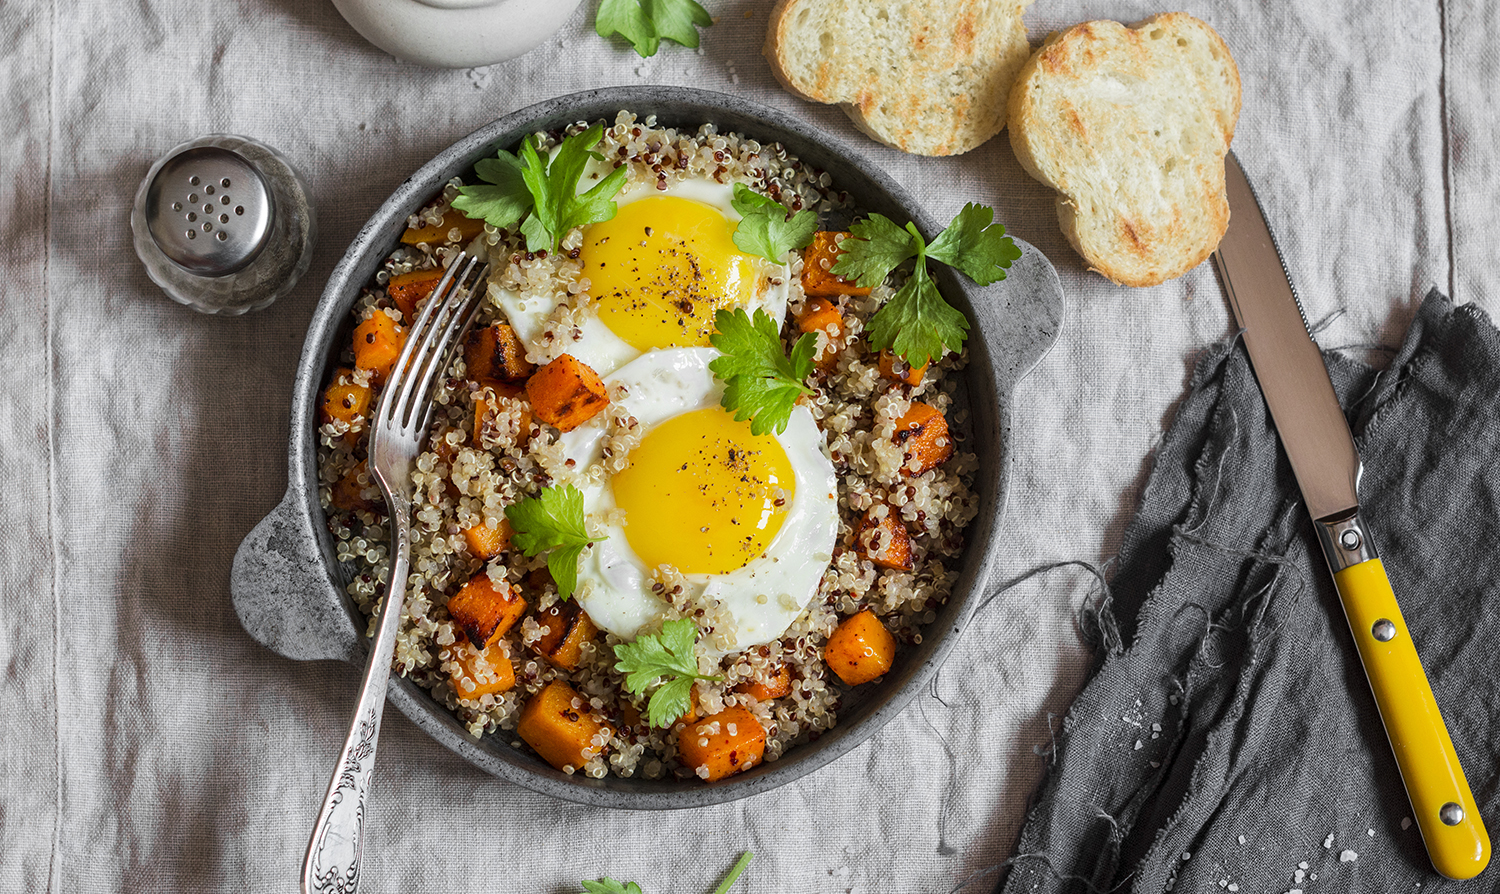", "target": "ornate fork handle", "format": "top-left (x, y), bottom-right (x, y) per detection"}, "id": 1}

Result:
top-left (302, 511), bottom-right (412, 894)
